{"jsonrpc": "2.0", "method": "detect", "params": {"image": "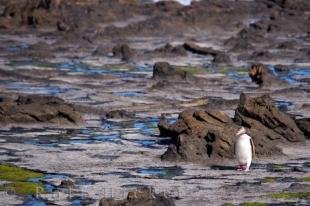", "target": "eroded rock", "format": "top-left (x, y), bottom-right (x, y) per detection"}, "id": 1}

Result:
top-left (159, 94), bottom-right (305, 163)
top-left (234, 93), bottom-right (305, 144)
top-left (99, 187), bottom-right (175, 206)
top-left (0, 94), bottom-right (83, 125)
top-left (159, 109), bottom-right (238, 163)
